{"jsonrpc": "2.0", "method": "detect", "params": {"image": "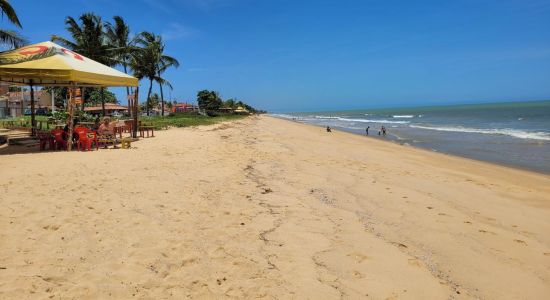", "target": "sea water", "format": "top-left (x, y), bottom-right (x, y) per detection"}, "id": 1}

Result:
top-left (271, 100), bottom-right (550, 174)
